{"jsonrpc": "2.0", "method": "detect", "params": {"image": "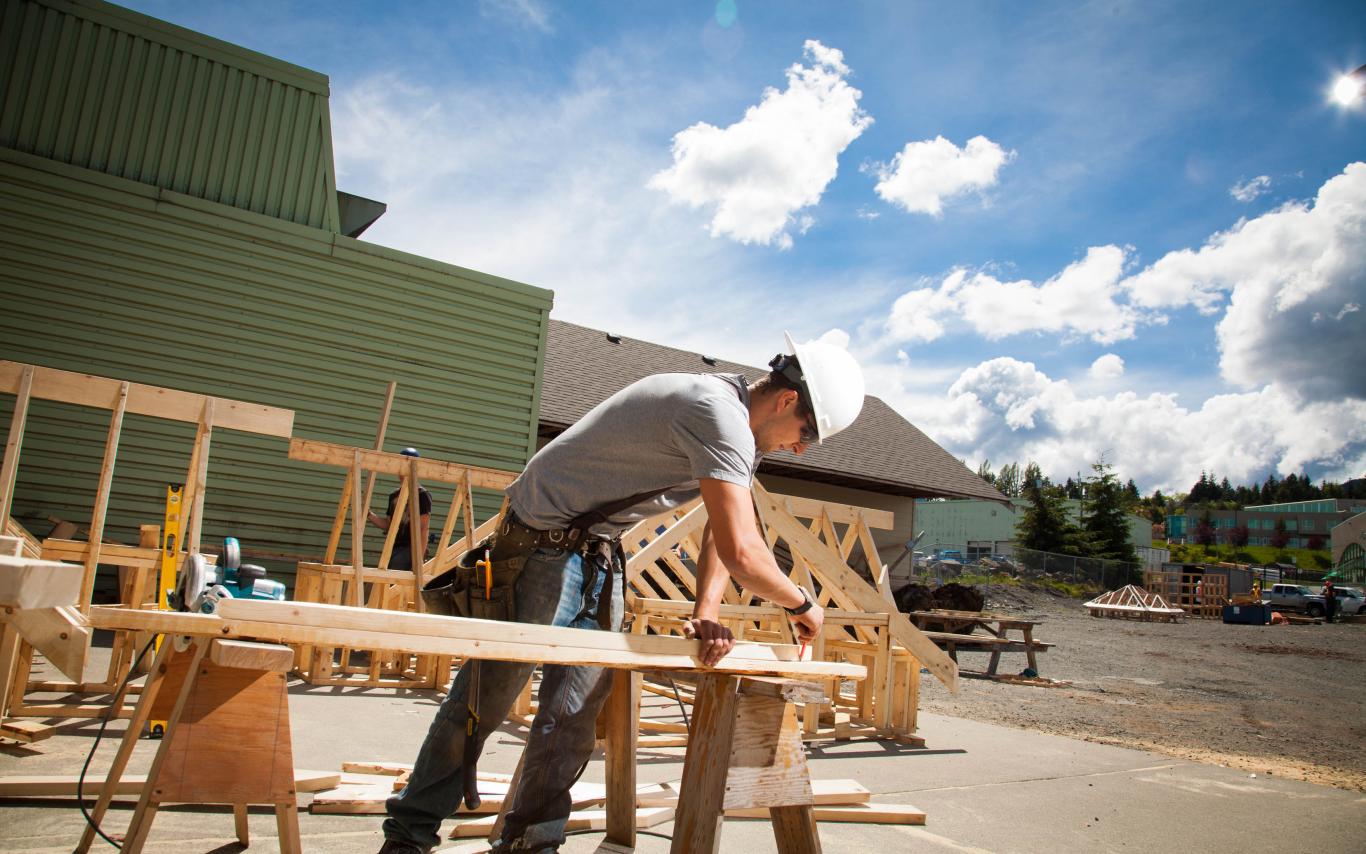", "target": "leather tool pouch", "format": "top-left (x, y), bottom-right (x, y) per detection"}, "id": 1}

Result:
top-left (421, 533), bottom-right (525, 622)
